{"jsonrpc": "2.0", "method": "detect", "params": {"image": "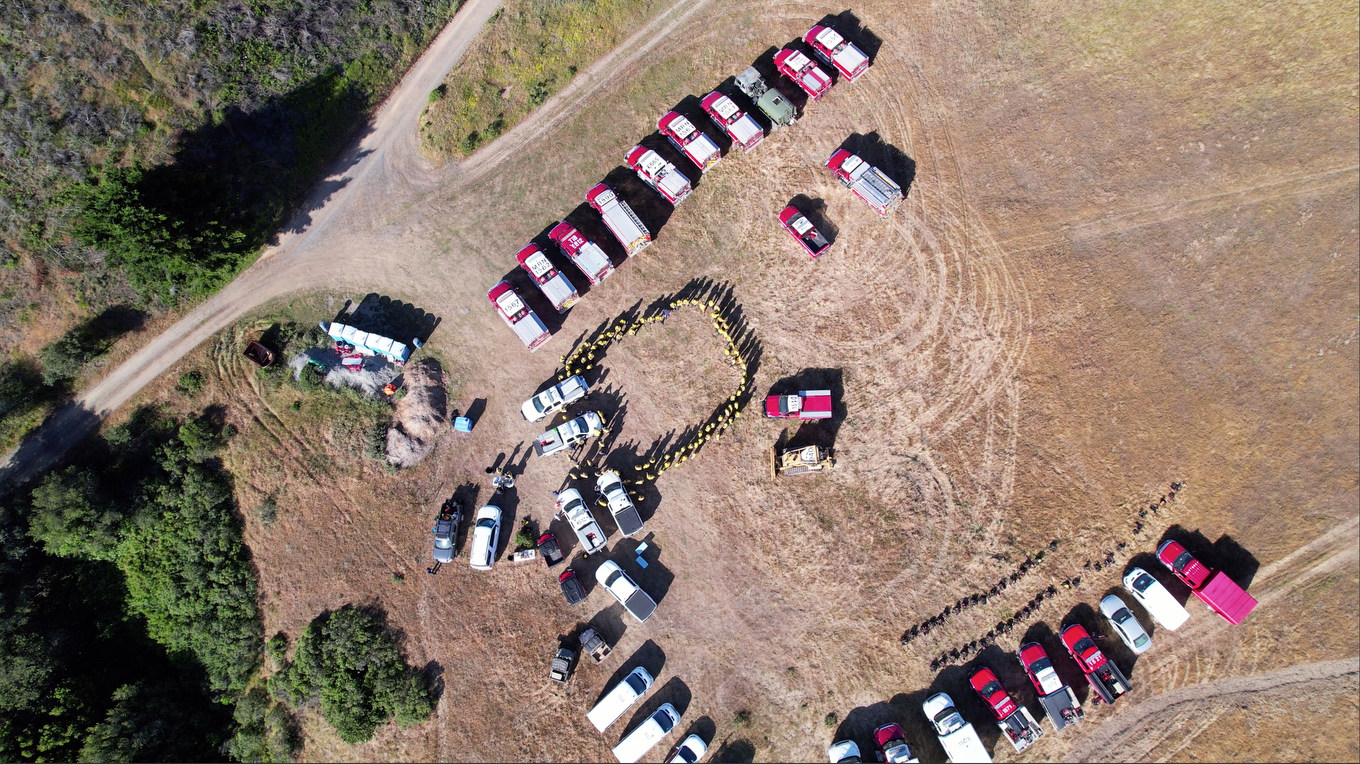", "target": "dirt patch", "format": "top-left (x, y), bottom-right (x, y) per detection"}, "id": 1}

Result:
top-left (386, 359), bottom-right (449, 469)
top-left (289, 349), bottom-right (402, 398)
